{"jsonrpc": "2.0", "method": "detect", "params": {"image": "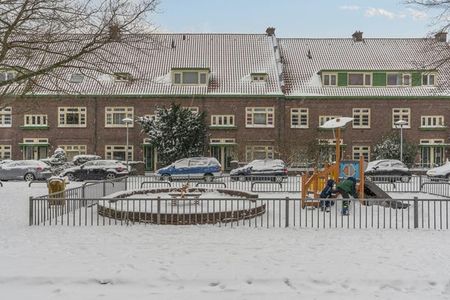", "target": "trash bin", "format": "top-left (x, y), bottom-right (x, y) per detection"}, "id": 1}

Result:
top-left (47, 177), bottom-right (66, 206)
